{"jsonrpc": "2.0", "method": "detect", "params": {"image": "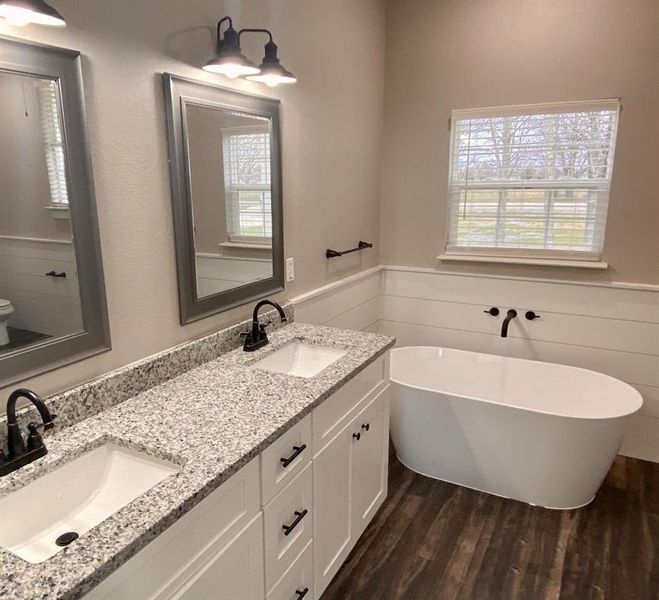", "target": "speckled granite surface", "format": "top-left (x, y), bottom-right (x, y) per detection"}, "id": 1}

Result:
top-left (0, 323), bottom-right (394, 600)
top-left (0, 305), bottom-right (294, 450)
